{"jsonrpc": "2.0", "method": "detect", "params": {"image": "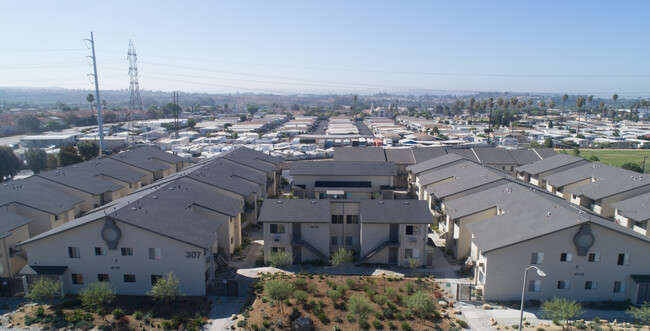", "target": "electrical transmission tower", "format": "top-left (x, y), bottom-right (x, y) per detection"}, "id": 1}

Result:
top-left (127, 40), bottom-right (143, 119)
